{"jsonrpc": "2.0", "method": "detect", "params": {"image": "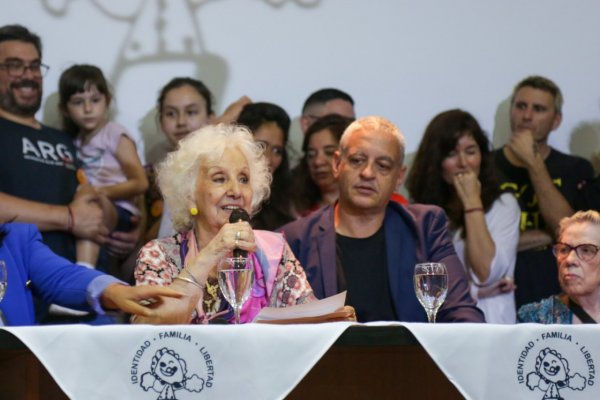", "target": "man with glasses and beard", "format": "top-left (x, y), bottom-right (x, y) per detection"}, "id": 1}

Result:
top-left (0, 24), bottom-right (107, 263)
